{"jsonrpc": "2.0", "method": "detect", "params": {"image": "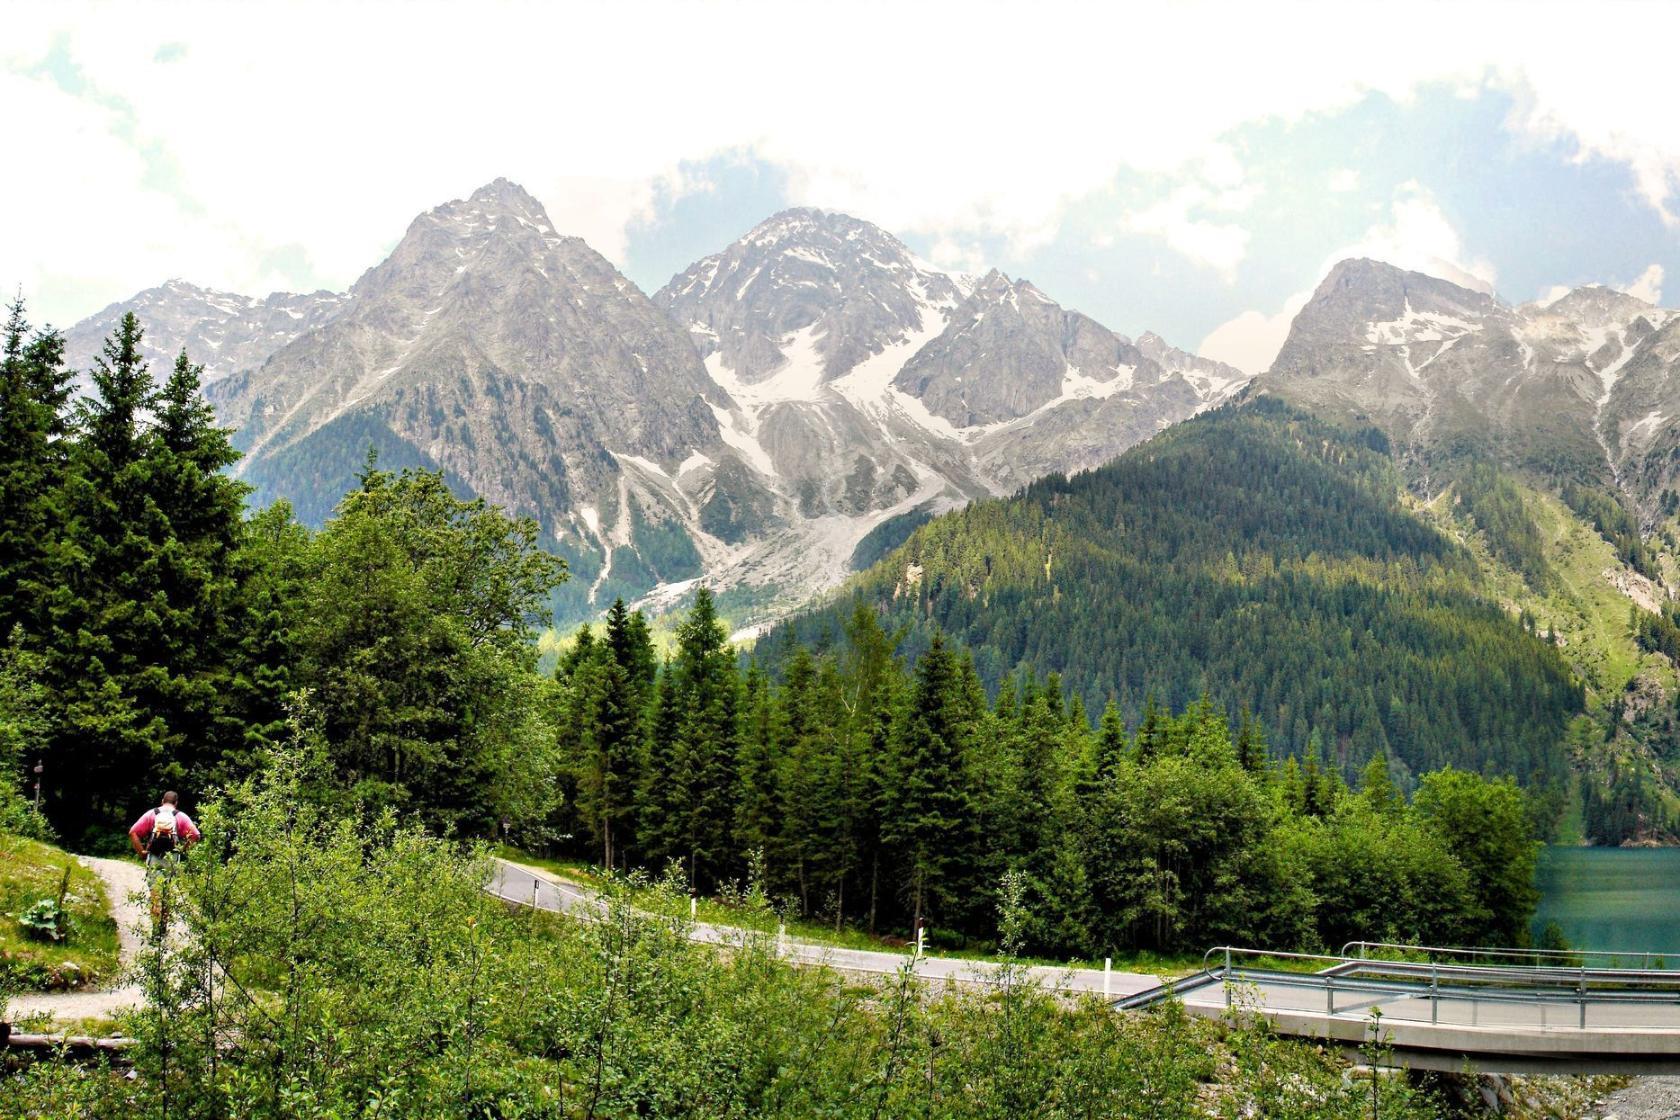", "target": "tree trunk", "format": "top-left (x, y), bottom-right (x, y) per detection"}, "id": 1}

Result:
top-left (868, 853), bottom-right (879, 936)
